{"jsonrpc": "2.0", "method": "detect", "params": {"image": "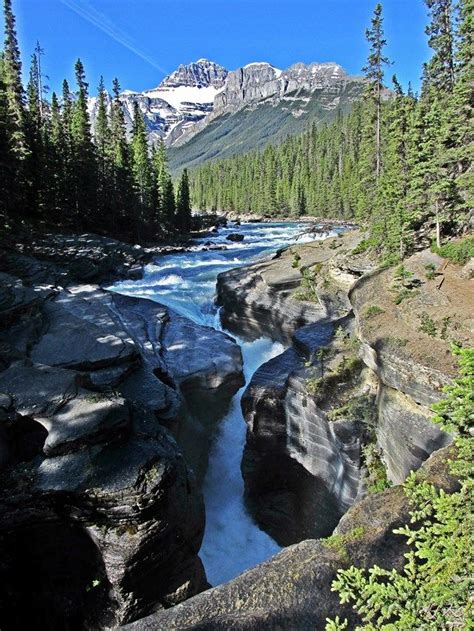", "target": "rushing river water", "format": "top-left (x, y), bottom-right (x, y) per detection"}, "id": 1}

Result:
top-left (112, 221), bottom-right (336, 585)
